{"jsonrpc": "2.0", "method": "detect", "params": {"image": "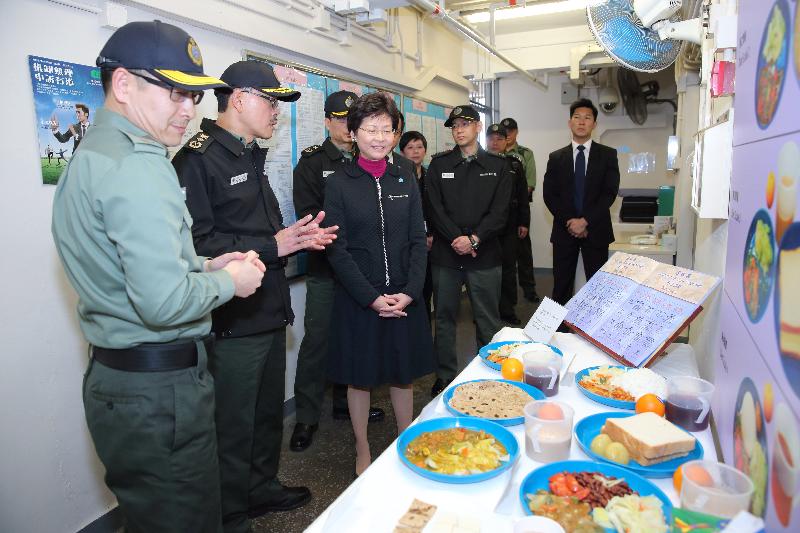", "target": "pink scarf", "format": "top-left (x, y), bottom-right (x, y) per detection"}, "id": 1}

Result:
top-left (358, 155), bottom-right (387, 178)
